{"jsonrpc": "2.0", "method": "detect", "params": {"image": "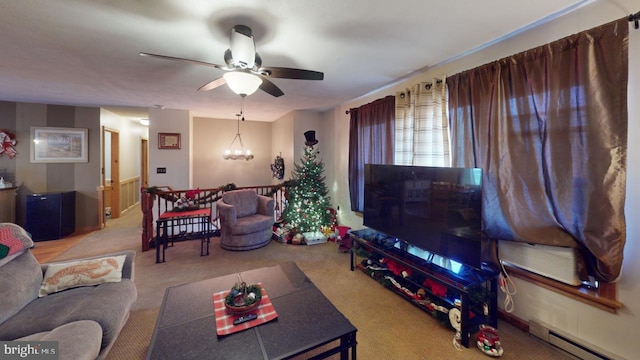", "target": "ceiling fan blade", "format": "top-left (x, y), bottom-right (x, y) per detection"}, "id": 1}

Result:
top-left (139, 52), bottom-right (224, 69)
top-left (258, 77), bottom-right (284, 97)
top-left (260, 67), bottom-right (324, 80)
top-left (198, 77), bottom-right (226, 91)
